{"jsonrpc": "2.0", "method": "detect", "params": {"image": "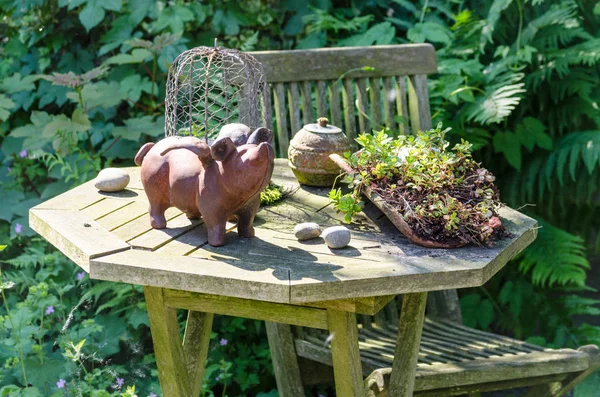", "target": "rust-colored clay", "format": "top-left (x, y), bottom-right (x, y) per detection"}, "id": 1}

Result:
top-left (134, 128), bottom-right (275, 247)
